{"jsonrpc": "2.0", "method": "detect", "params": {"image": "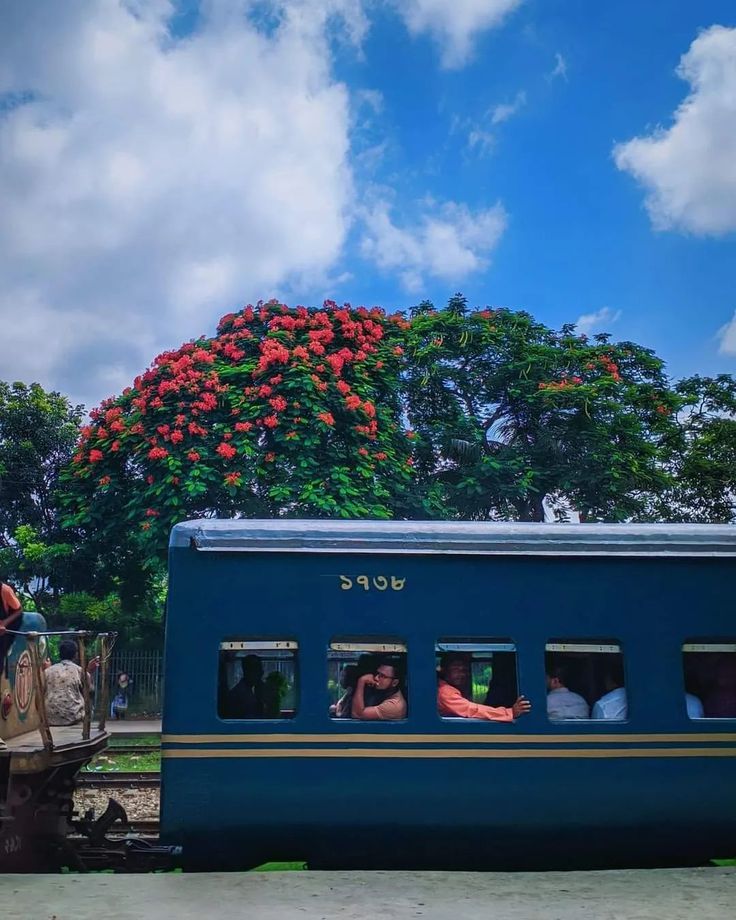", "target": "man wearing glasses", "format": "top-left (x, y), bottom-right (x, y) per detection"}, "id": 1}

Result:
top-left (351, 657), bottom-right (407, 720)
